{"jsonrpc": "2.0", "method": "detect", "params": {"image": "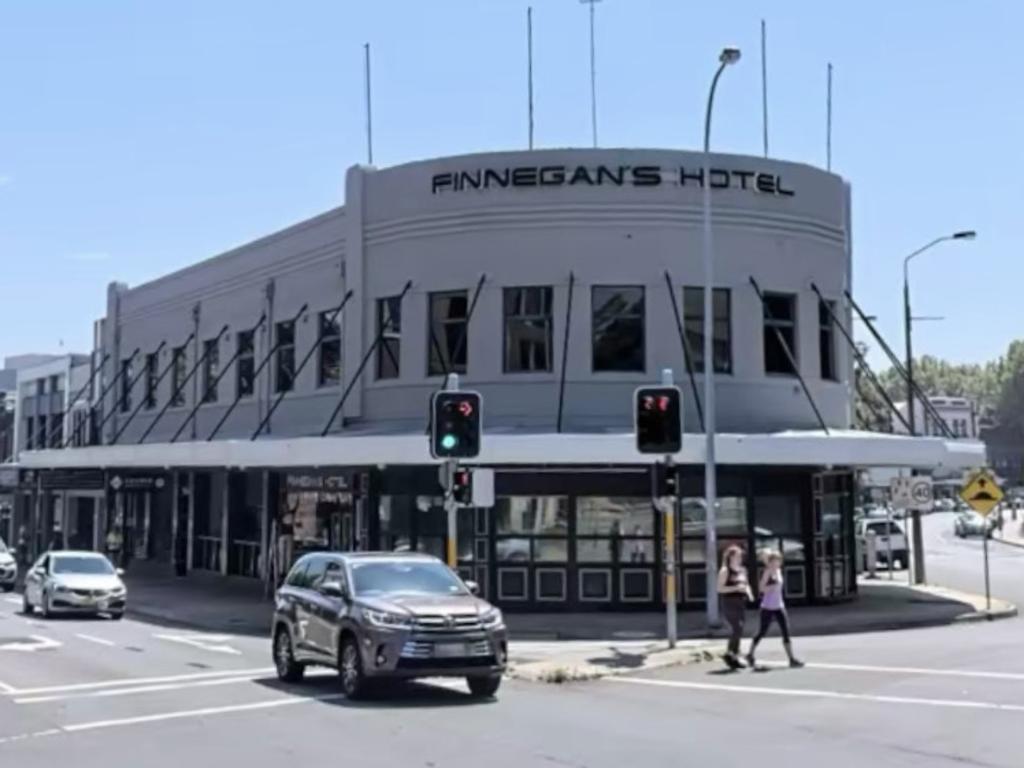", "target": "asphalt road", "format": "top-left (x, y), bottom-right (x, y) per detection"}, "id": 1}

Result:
top-left (0, 521), bottom-right (1021, 767)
